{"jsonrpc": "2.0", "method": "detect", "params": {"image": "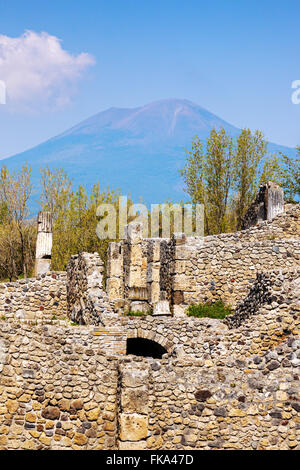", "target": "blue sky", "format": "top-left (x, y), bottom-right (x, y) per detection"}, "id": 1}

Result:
top-left (0, 0), bottom-right (300, 157)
